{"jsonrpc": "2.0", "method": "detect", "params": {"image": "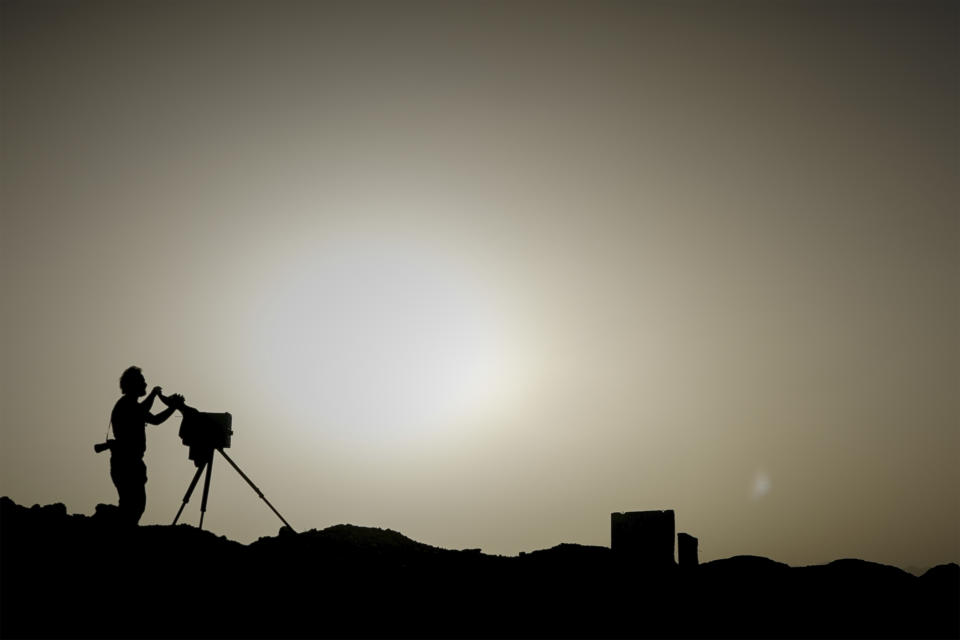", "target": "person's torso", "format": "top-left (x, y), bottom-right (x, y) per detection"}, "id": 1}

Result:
top-left (111, 396), bottom-right (147, 457)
